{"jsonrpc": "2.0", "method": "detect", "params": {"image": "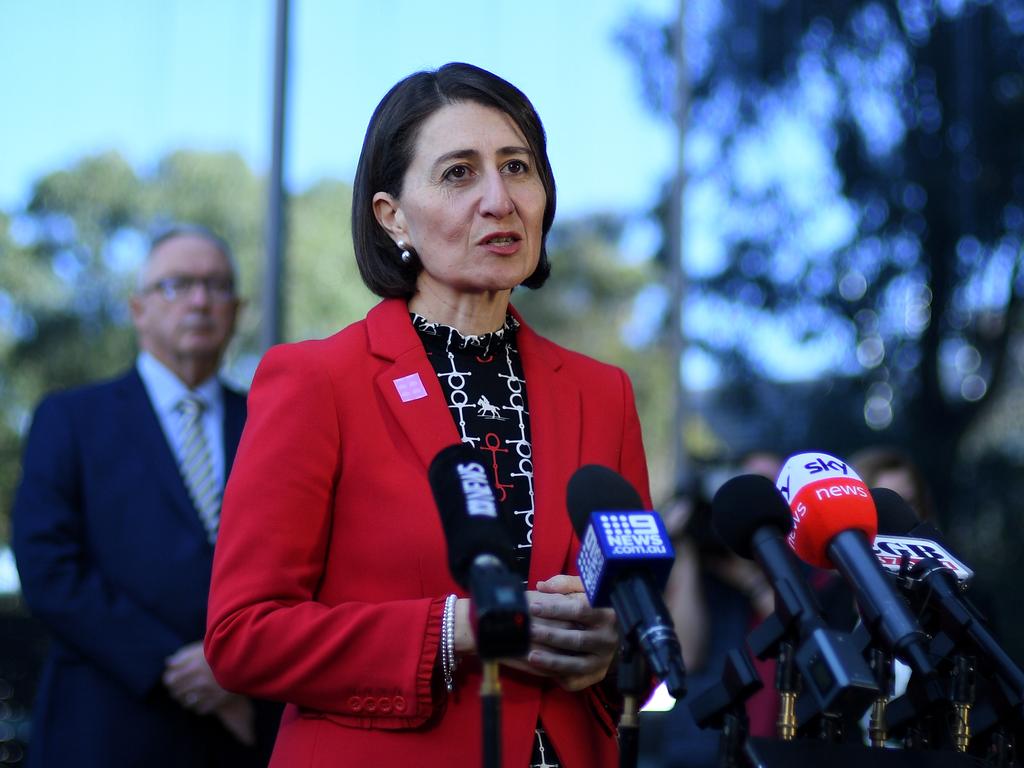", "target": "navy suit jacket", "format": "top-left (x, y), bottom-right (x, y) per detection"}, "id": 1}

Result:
top-left (12, 368), bottom-right (277, 767)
